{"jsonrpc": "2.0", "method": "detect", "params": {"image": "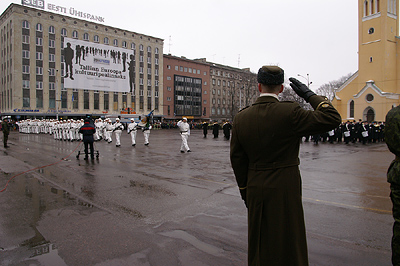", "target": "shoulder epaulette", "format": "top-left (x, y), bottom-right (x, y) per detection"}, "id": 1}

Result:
top-left (238, 106), bottom-right (250, 112)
